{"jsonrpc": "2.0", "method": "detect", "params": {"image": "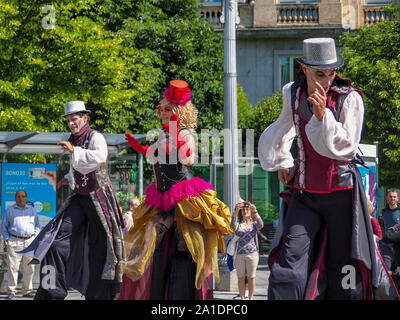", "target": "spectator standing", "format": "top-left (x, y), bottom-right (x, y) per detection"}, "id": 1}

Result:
top-left (230, 196), bottom-right (249, 300)
top-left (122, 198), bottom-right (140, 236)
top-left (231, 201), bottom-right (263, 300)
top-left (380, 189), bottom-right (400, 270)
top-left (1, 190), bottom-right (40, 299)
